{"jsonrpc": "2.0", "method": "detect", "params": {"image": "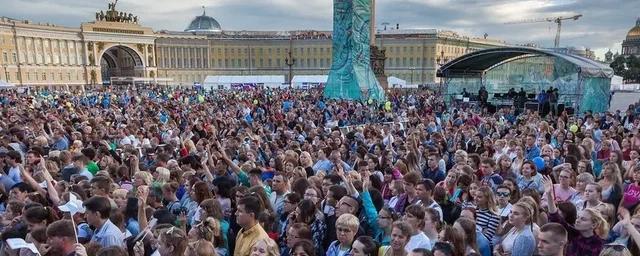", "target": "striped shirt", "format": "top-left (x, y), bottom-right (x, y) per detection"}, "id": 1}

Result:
top-left (476, 208), bottom-right (501, 243)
